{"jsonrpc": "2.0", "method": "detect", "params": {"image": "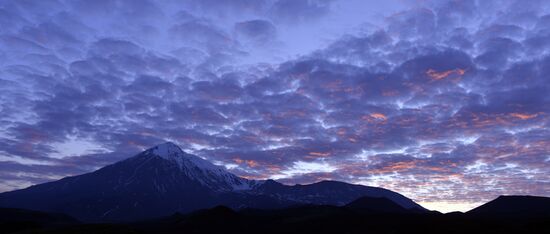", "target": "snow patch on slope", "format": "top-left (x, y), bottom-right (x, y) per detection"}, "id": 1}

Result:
top-left (147, 142), bottom-right (259, 191)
